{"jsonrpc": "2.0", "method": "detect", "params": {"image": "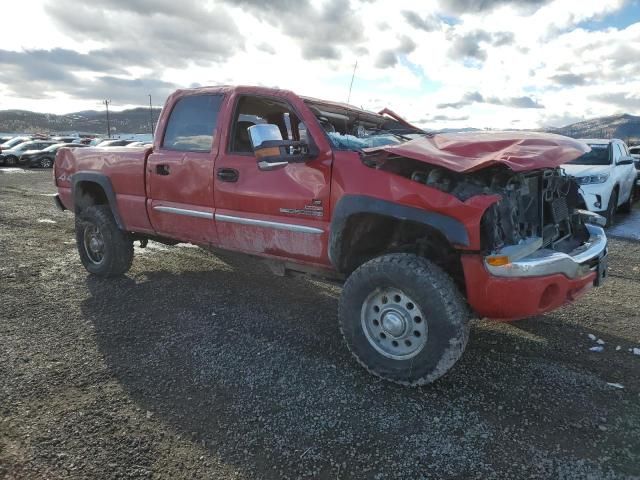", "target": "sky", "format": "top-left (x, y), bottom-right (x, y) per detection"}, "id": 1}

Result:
top-left (0, 0), bottom-right (639, 130)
